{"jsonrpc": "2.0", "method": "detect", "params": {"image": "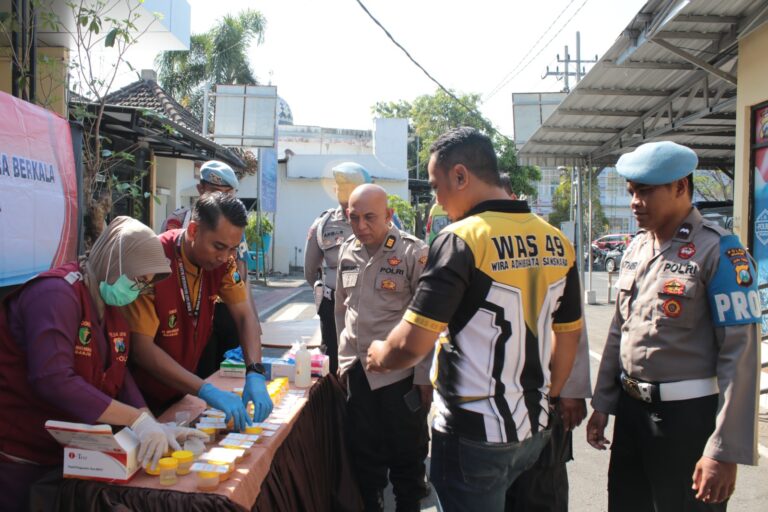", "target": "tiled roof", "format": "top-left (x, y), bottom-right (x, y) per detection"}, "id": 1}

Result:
top-left (104, 79), bottom-right (202, 134)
